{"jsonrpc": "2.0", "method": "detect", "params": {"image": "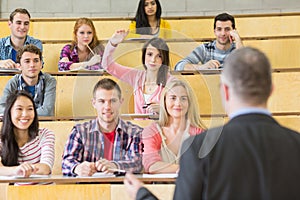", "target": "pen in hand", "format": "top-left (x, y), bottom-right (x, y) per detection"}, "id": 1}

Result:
top-left (86, 44), bottom-right (95, 55)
